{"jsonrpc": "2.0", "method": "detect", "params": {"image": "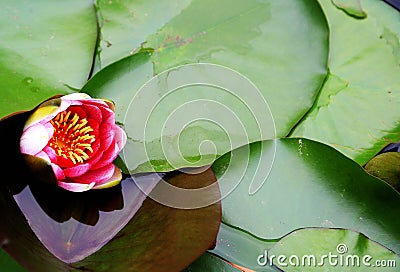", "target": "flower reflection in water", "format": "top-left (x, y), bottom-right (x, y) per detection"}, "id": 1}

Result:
top-left (13, 173), bottom-right (161, 263)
